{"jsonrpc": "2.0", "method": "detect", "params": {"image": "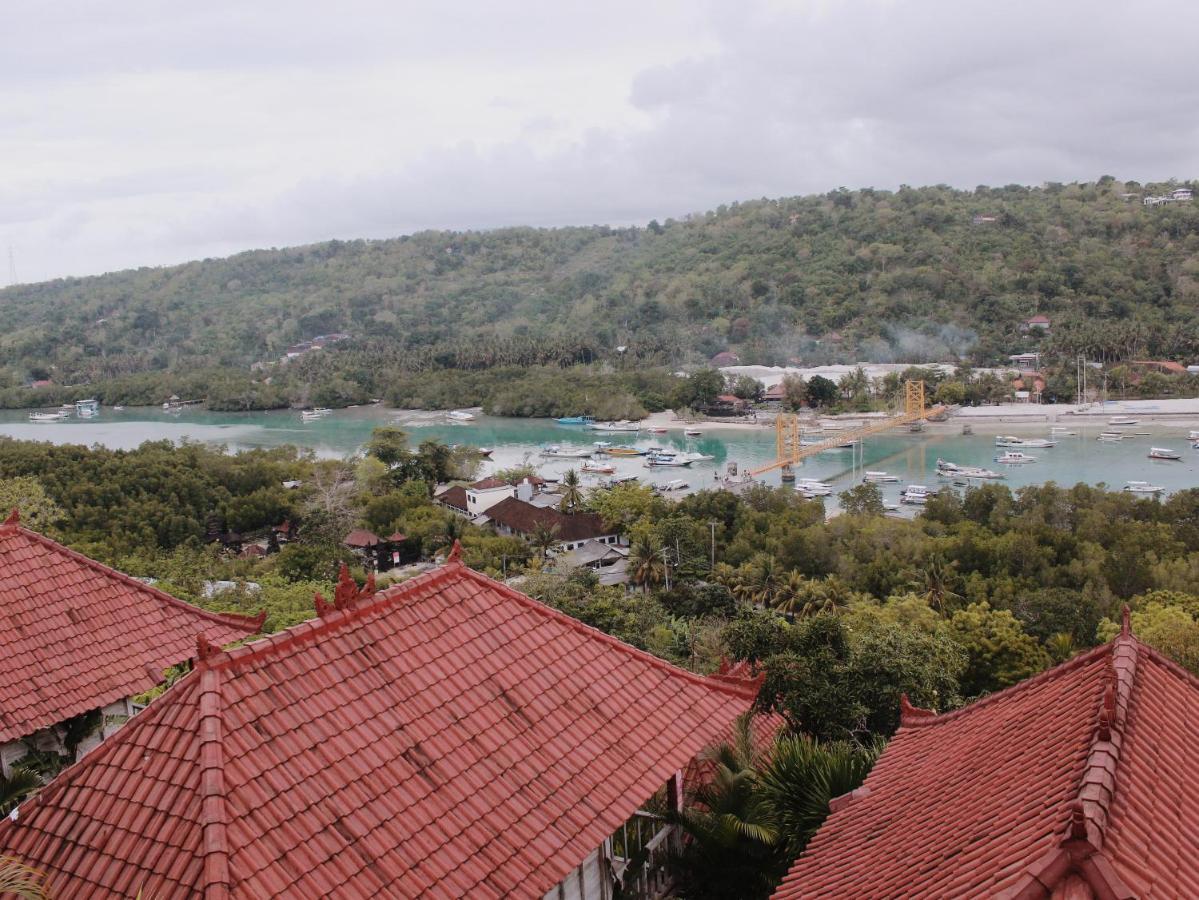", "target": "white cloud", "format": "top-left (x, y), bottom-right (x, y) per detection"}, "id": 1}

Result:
top-left (2, 0), bottom-right (1198, 282)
